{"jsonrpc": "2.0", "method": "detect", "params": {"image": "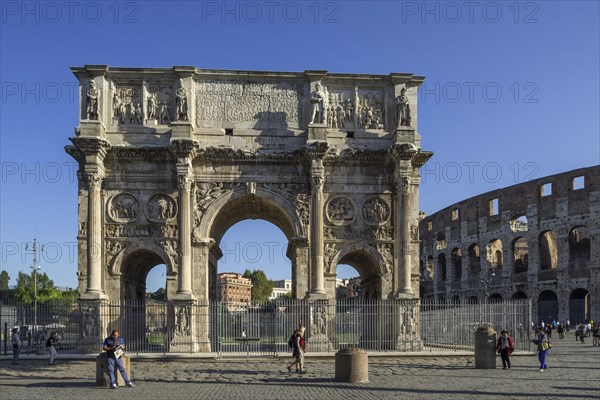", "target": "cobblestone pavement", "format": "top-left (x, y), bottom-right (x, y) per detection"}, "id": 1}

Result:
top-left (1, 338), bottom-right (598, 400)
